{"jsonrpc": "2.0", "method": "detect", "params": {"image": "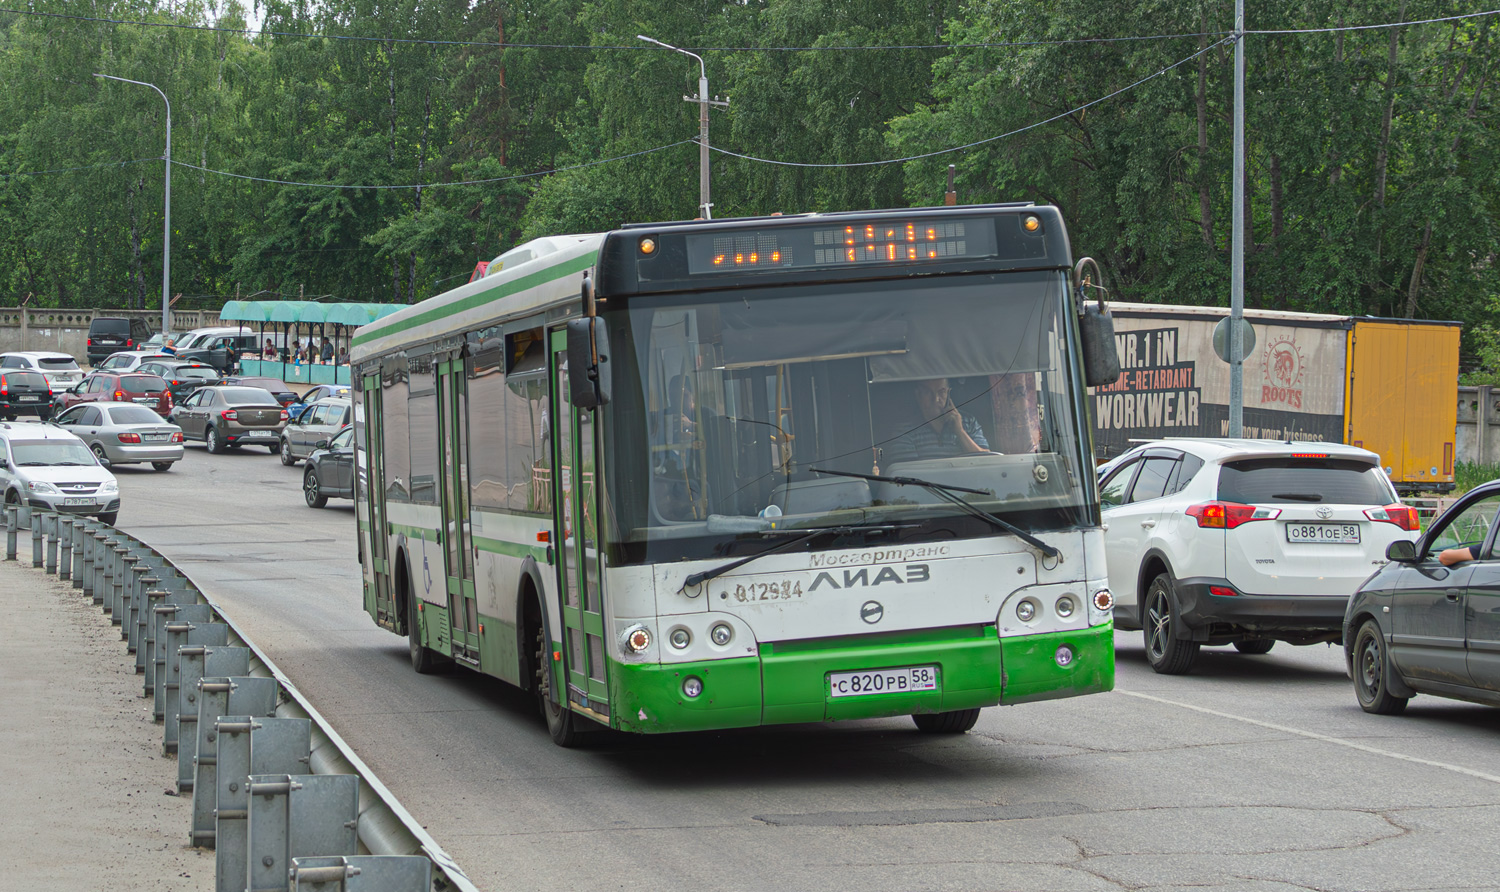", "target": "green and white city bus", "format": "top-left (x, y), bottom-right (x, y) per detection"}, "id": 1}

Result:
top-left (348, 204), bottom-right (1119, 746)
